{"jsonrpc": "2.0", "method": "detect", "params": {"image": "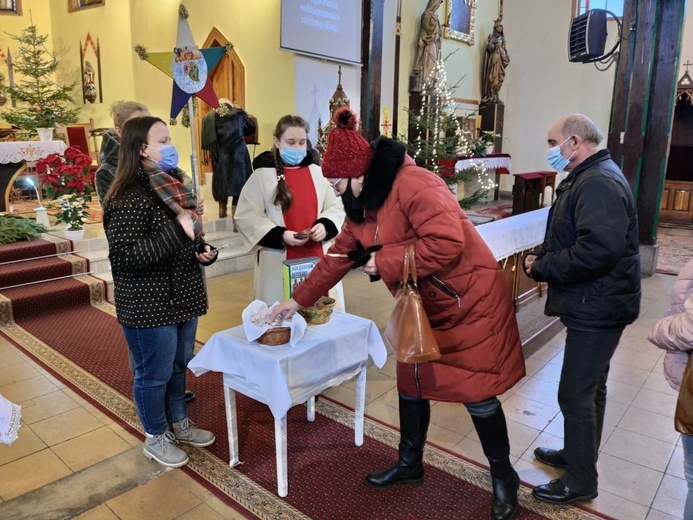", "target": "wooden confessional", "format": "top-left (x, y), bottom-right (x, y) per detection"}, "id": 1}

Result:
top-left (661, 68), bottom-right (693, 226)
